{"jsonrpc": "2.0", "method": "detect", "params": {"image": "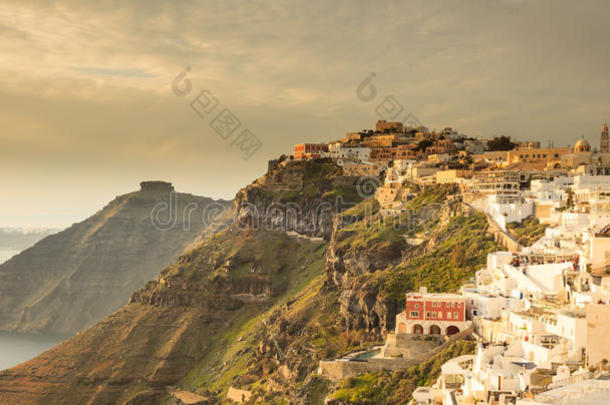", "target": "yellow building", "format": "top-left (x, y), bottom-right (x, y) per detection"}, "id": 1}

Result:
top-left (507, 146), bottom-right (571, 170)
top-left (435, 169), bottom-right (471, 184)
